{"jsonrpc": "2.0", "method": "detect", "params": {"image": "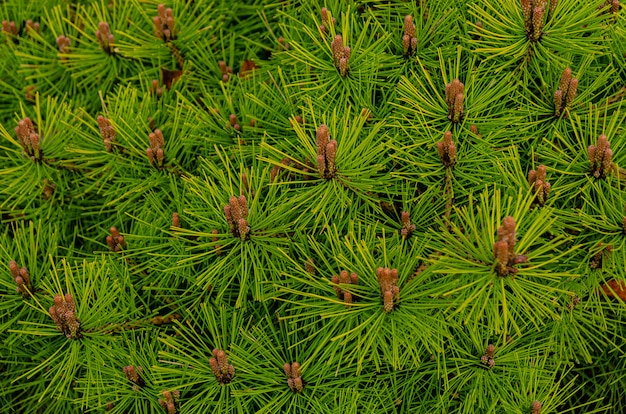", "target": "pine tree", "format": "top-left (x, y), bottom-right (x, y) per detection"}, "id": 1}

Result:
top-left (1, 0), bottom-right (625, 412)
